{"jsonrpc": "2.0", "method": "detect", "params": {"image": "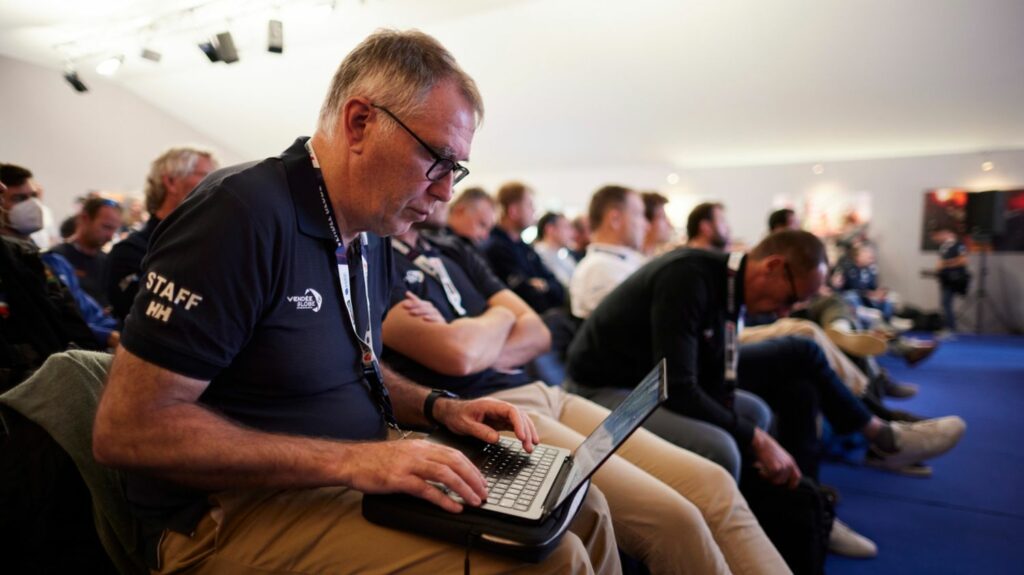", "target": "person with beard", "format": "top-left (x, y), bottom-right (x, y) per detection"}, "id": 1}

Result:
top-left (686, 202), bottom-right (730, 251)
